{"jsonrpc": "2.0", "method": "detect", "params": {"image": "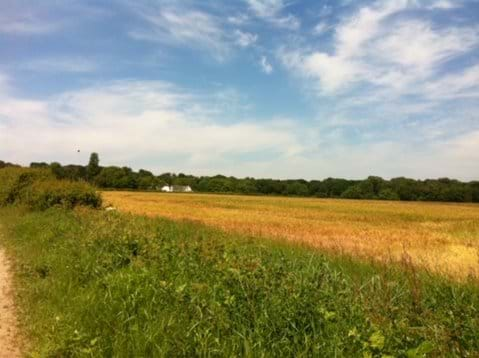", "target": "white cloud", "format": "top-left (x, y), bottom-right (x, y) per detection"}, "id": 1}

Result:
top-left (268, 14), bottom-right (300, 30)
top-left (312, 22), bottom-right (332, 36)
top-left (228, 14), bottom-right (250, 25)
top-left (279, 0), bottom-right (479, 96)
top-left (130, 7), bottom-right (231, 61)
top-left (422, 64), bottom-right (479, 99)
top-left (21, 57), bottom-right (98, 73)
top-left (246, 0), bottom-right (285, 17)
top-left (260, 56), bottom-right (273, 74)
top-left (0, 80), bottom-right (303, 173)
top-left (245, 0), bottom-right (300, 30)
top-left (374, 20), bottom-right (478, 70)
top-left (0, 16), bottom-right (57, 35)
top-left (426, 0), bottom-right (460, 9)
top-left (234, 30), bottom-right (258, 47)
top-left (1, 74), bottom-right (478, 179)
